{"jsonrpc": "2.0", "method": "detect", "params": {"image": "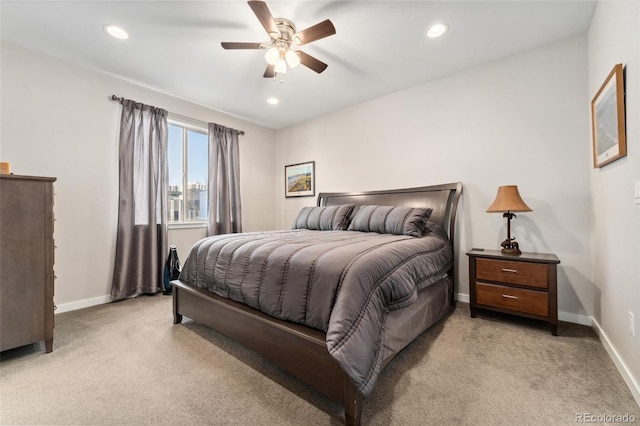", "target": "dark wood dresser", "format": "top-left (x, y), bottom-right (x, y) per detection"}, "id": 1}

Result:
top-left (467, 249), bottom-right (561, 335)
top-left (1, 174), bottom-right (56, 352)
